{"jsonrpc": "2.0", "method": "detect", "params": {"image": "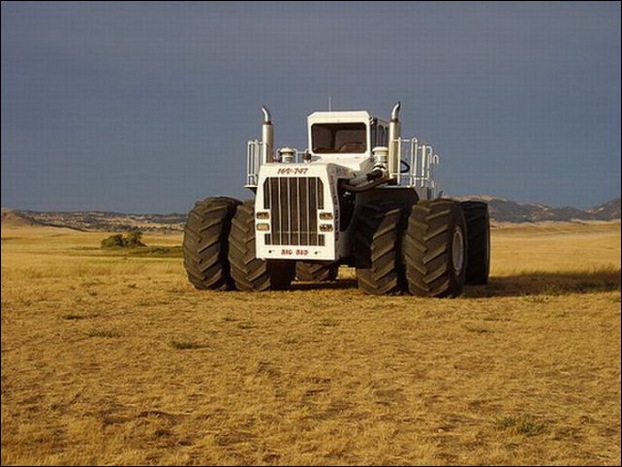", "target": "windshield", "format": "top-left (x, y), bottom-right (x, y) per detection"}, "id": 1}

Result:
top-left (311, 123), bottom-right (367, 153)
